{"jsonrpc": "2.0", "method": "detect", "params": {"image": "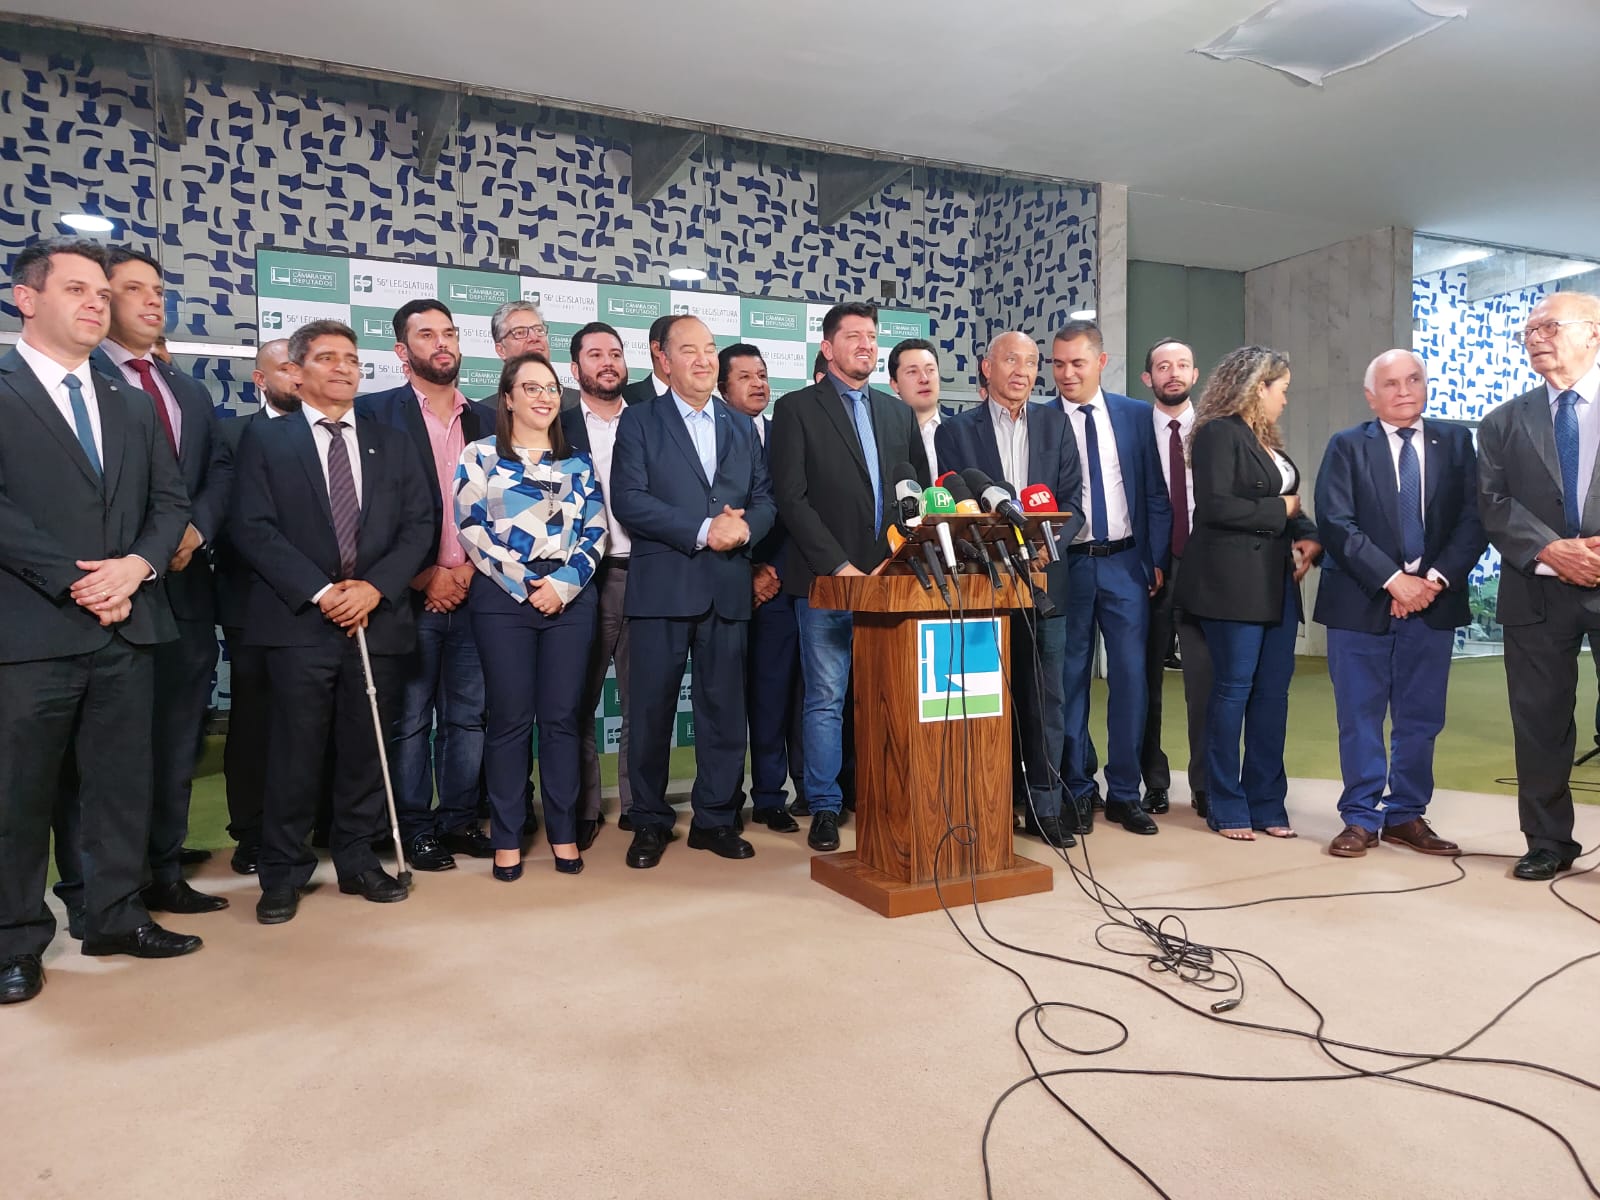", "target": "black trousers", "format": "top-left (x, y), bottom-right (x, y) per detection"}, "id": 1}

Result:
top-left (1141, 554), bottom-right (1213, 799)
top-left (222, 630), bottom-right (268, 847)
top-left (146, 617), bottom-right (218, 882)
top-left (2, 641), bottom-right (155, 958)
top-left (258, 639), bottom-right (401, 891)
